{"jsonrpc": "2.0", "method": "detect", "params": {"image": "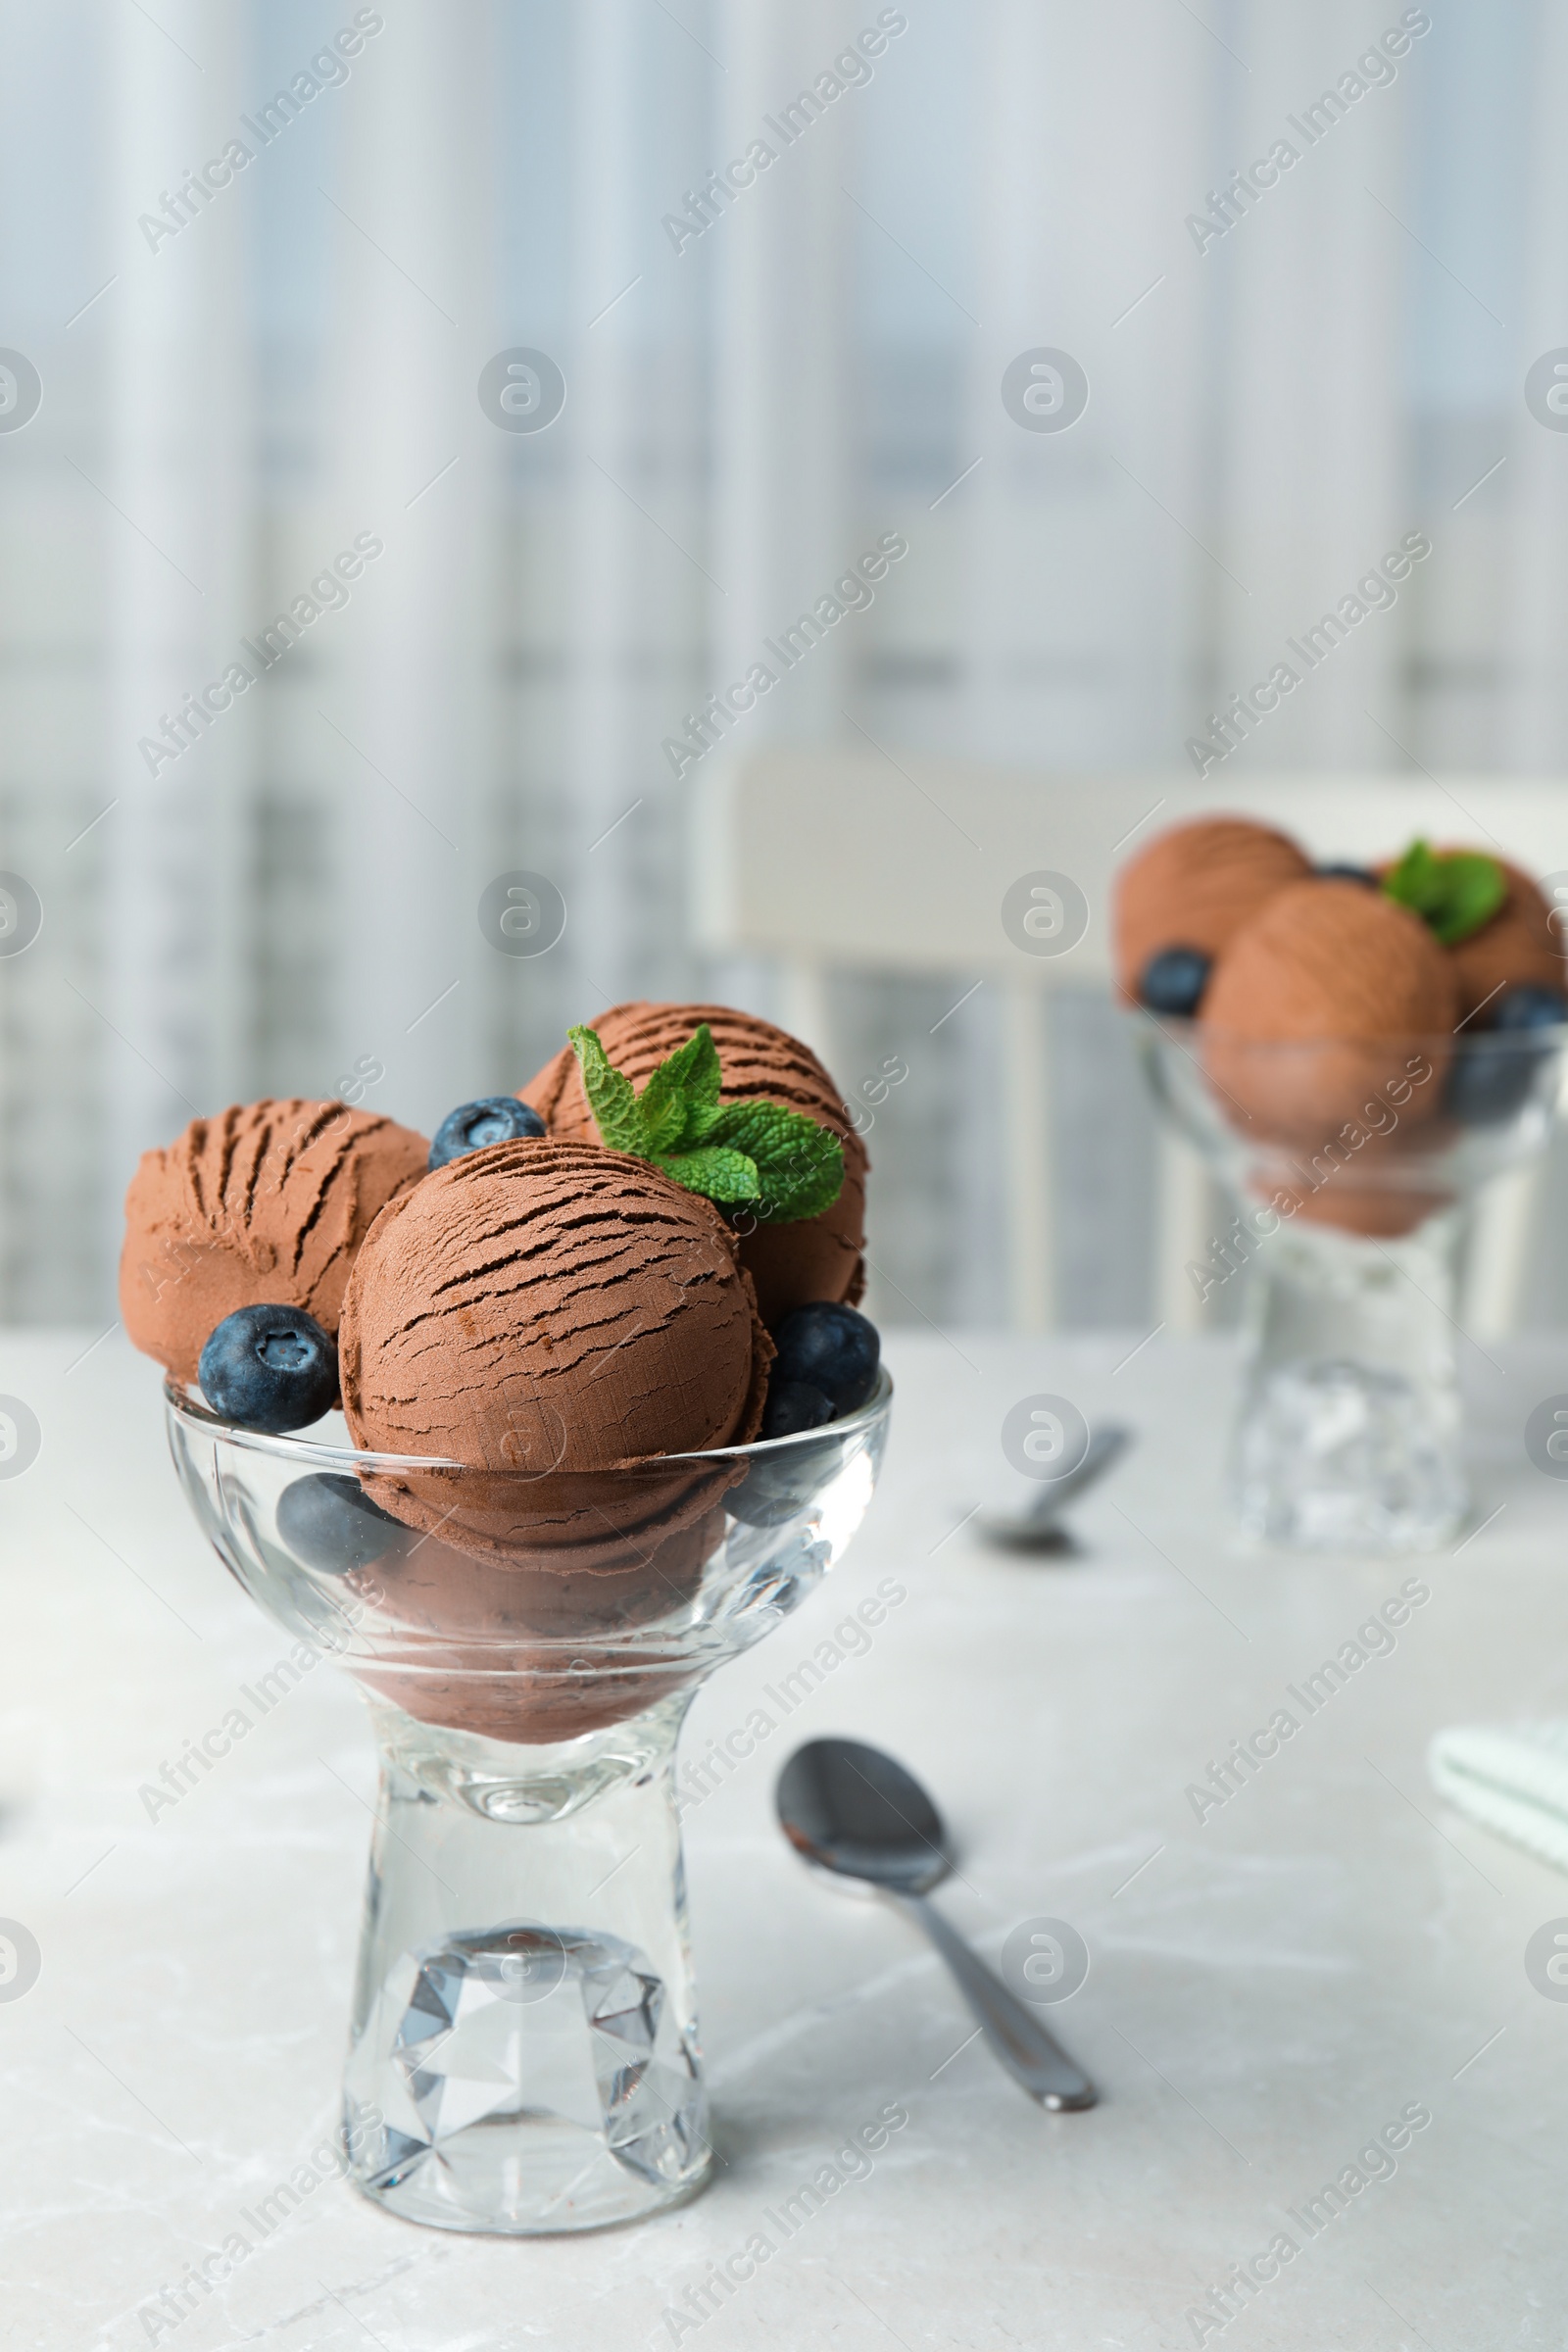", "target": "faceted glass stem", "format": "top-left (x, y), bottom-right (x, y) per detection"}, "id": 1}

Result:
top-left (342, 1689), bottom-right (711, 2234)
top-left (1230, 1205), bottom-right (1467, 1551)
